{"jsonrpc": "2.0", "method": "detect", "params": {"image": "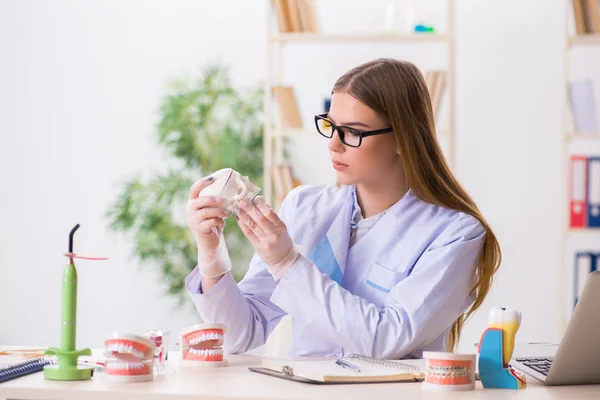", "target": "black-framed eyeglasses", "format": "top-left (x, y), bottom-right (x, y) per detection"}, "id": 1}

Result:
top-left (314, 113), bottom-right (393, 148)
